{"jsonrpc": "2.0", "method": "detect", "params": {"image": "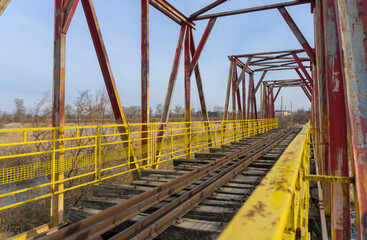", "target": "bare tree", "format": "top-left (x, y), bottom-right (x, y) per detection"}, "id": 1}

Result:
top-left (155, 104), bottom-right (163, 116)
top-left (13, 98), bottom-right (26, 122)
top-left (173, 105), bottom-right (184, 116)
